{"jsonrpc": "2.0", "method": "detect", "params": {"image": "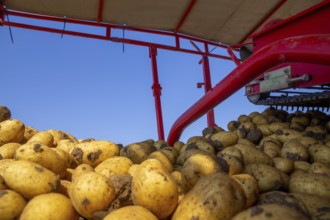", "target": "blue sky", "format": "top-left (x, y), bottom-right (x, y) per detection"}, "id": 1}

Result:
top-left (0, 17), bottom-right (267, 145)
